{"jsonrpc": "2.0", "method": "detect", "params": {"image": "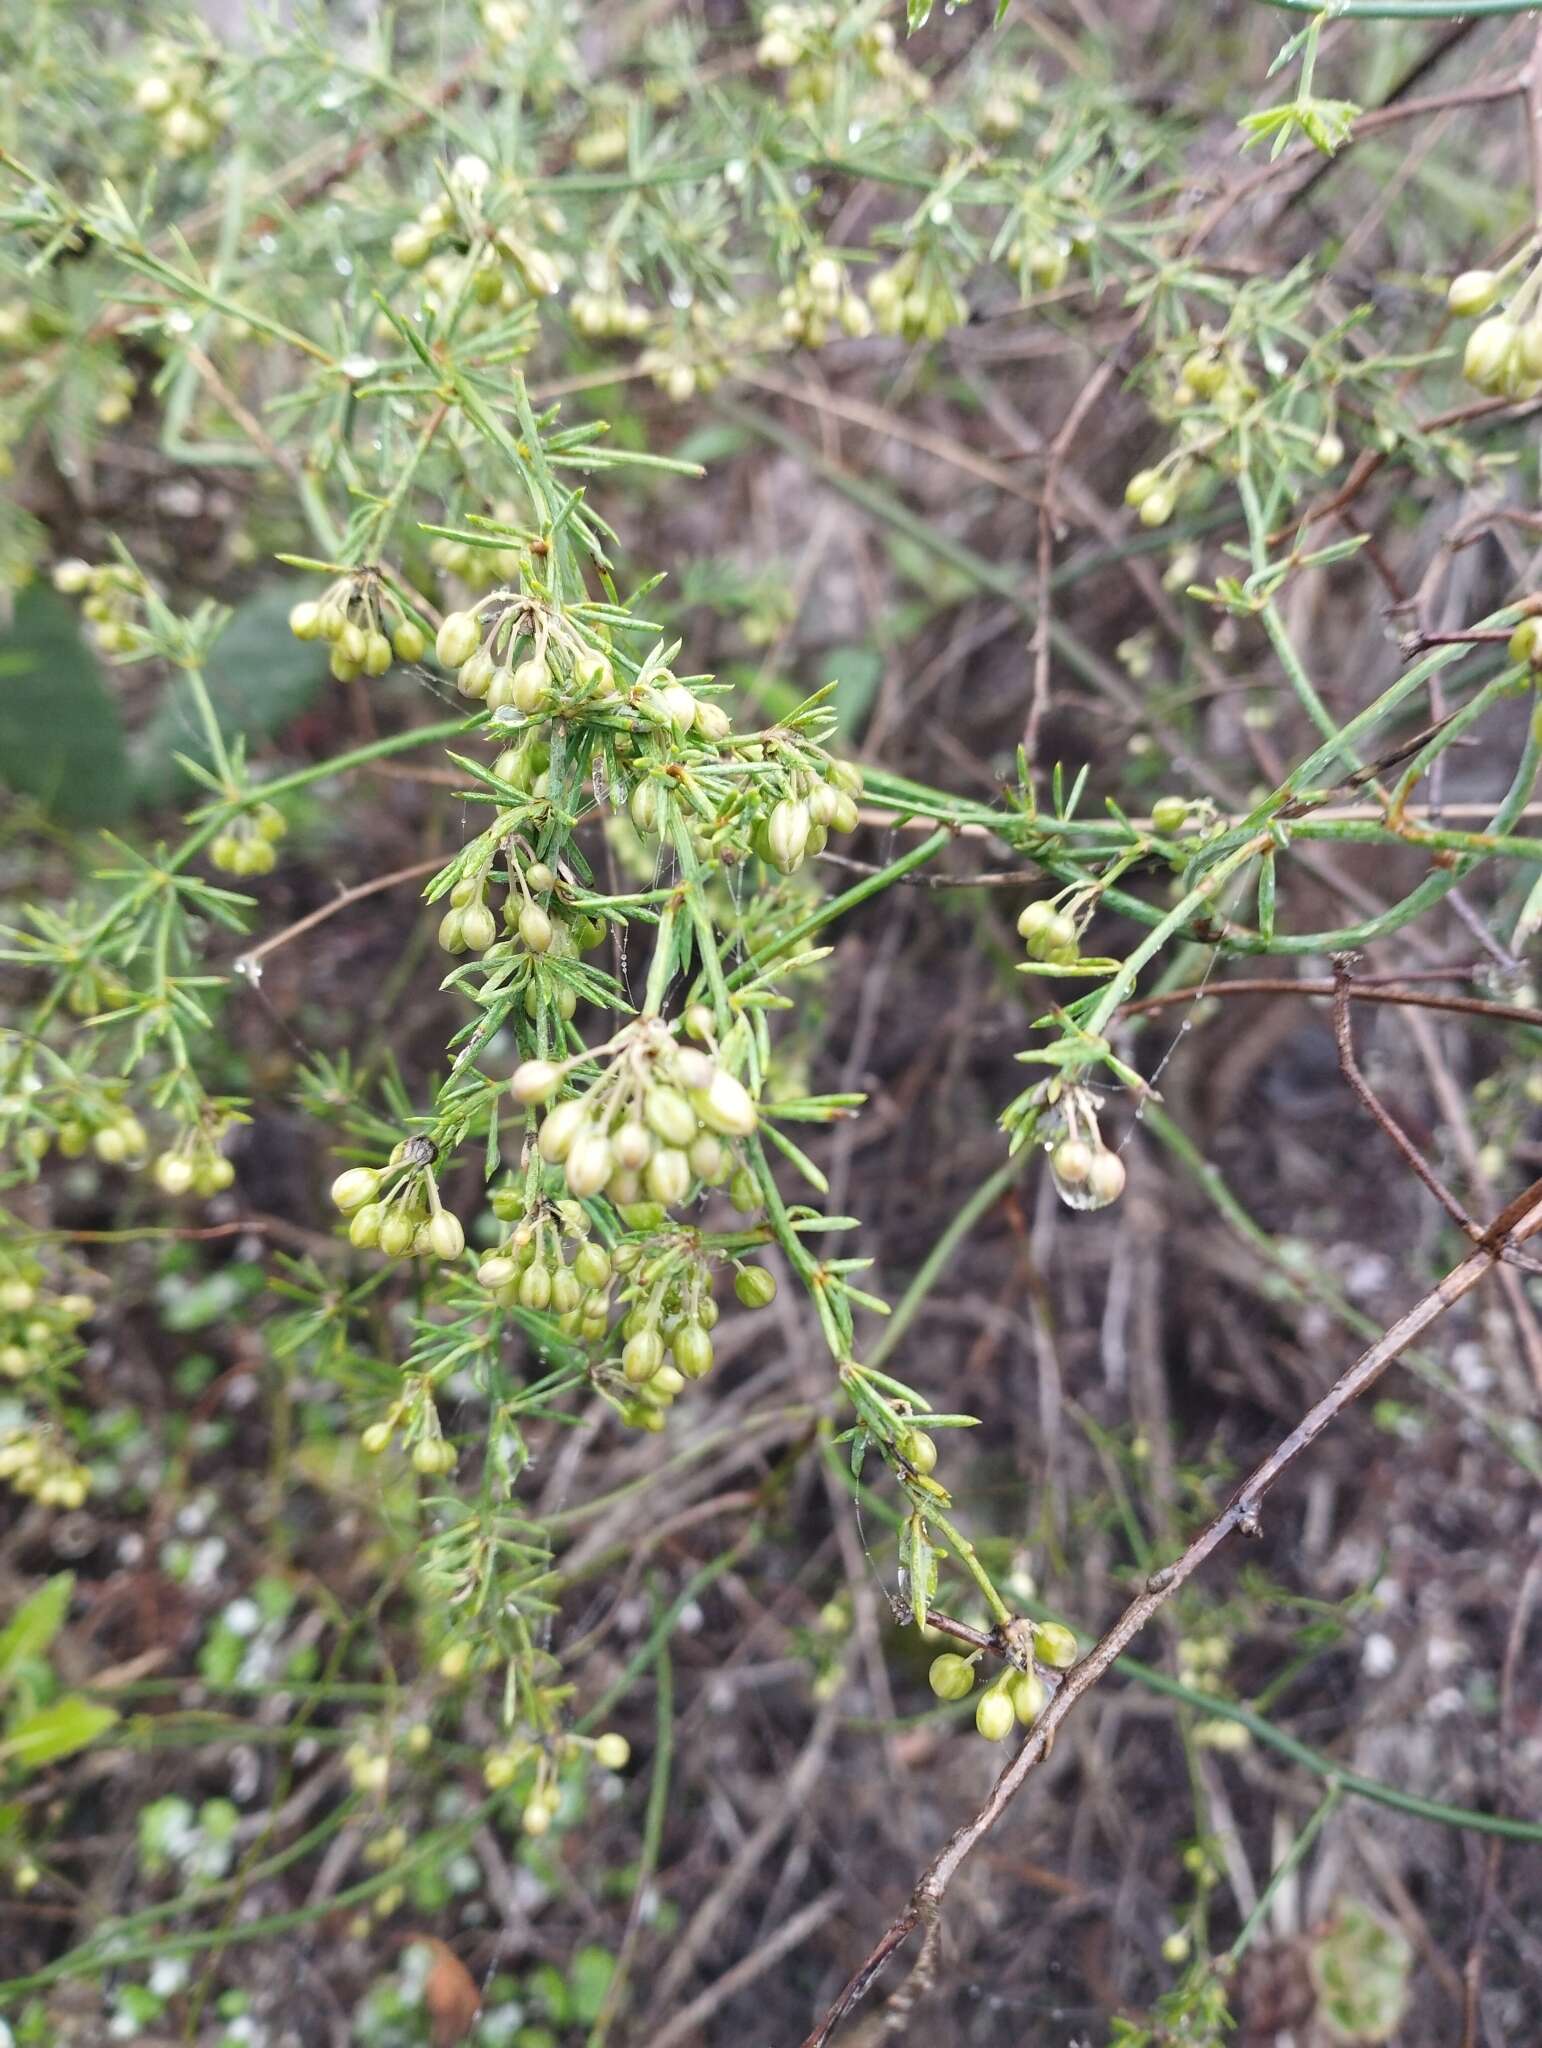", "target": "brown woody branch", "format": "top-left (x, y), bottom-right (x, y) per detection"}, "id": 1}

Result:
top-left (800, 1175), bottom-right (1542, 2048)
